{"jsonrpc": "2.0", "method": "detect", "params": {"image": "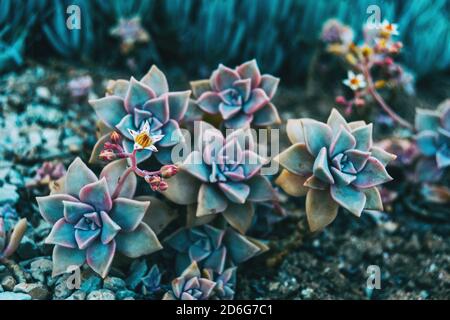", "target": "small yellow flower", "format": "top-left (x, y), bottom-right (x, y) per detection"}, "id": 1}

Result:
top-left (343, 71), bottom-right (366, 91)
top-left (128, 121), bottom-right (164, 152)
top-left (380, 20), bottom-right (399, 37)
top-left (360, 45), bottom-right (373, 58)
